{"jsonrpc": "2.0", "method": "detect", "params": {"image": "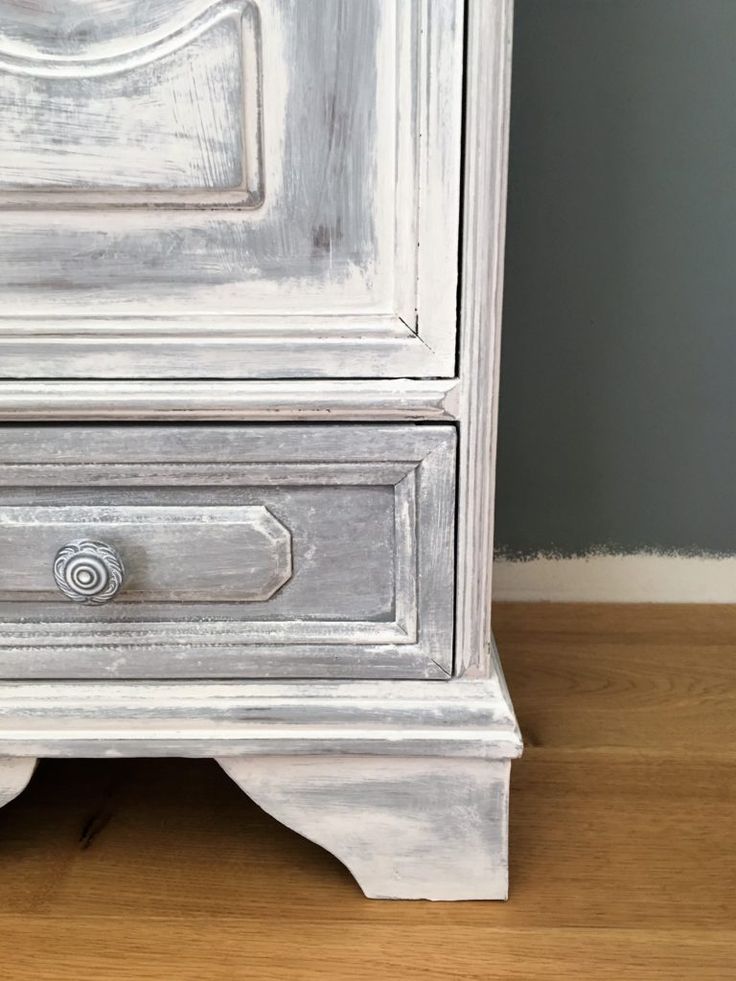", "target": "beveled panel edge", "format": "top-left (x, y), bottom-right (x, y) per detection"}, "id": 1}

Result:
top-left (0, 330), bottom-right (453, 380)
top-left (0, 379), bottom-right (460, 421)
top-left (0, 504), bottom-right (293, 603)
top-left (0, 1), bottom-right (264, 208)
top-left (0, 0), bottom-right (258, 79)
top-left (0, 460), bottom-right (420, 654)
top-left (0, 426), bottom-right (455, 677)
